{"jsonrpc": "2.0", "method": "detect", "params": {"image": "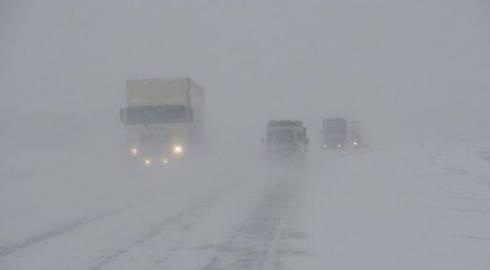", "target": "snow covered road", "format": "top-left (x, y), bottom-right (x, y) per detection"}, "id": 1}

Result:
top-left (2, 145), bottom-right (490, 269)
